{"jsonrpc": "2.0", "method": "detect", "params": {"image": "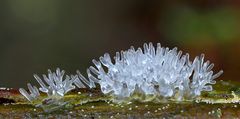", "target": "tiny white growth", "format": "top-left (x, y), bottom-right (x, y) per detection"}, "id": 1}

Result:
top-left (73, 70), bottom-right (97, 89)
top-left (19, 83), bottom-right (40, 102)
top-left (89, 42), bottom-right (223, 100)
top-left (34, 68), bottom-right (75, 96)
top-left (19, 68), bottom-right (77, 109)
